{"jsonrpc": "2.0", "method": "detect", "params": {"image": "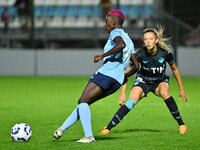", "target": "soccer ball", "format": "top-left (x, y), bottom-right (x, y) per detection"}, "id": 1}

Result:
top-left (11, 123), bottom-right (32, 142)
